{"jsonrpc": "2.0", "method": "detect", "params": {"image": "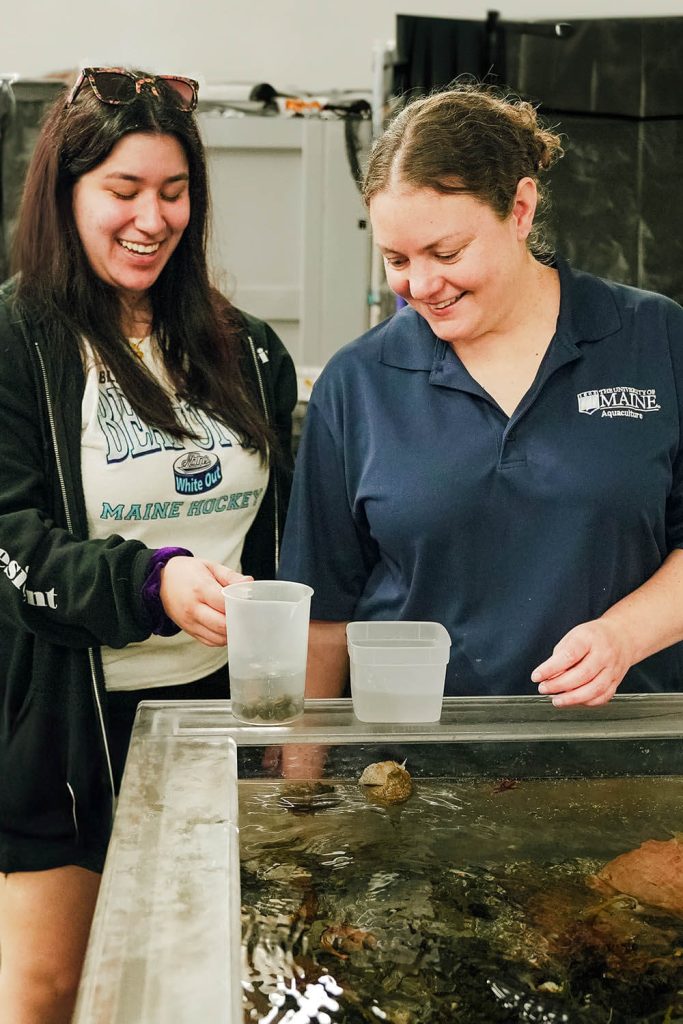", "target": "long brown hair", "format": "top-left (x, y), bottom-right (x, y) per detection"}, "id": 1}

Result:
top-left (12, 72), bottom-right (272, 458)
top-left (363, 82), bottom-right (564, 259)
